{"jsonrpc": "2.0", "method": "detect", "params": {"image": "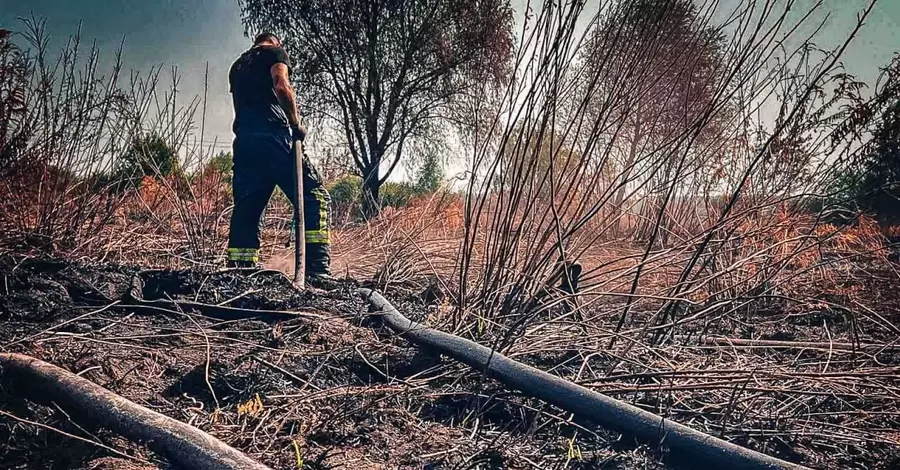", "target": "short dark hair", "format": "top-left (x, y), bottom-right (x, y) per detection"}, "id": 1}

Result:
top-left (254, 32), bottom-right (281, 45)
